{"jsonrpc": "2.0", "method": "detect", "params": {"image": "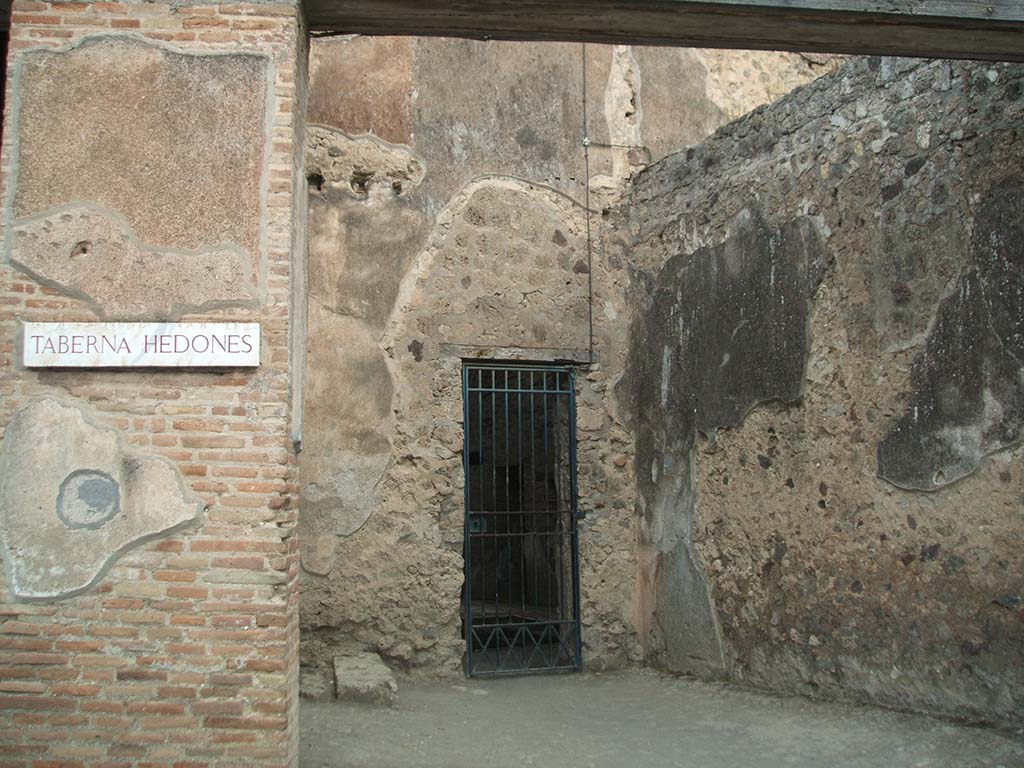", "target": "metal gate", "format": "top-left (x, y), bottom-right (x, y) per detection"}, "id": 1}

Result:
top-left (462, 363), bottom-right (582, 676)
